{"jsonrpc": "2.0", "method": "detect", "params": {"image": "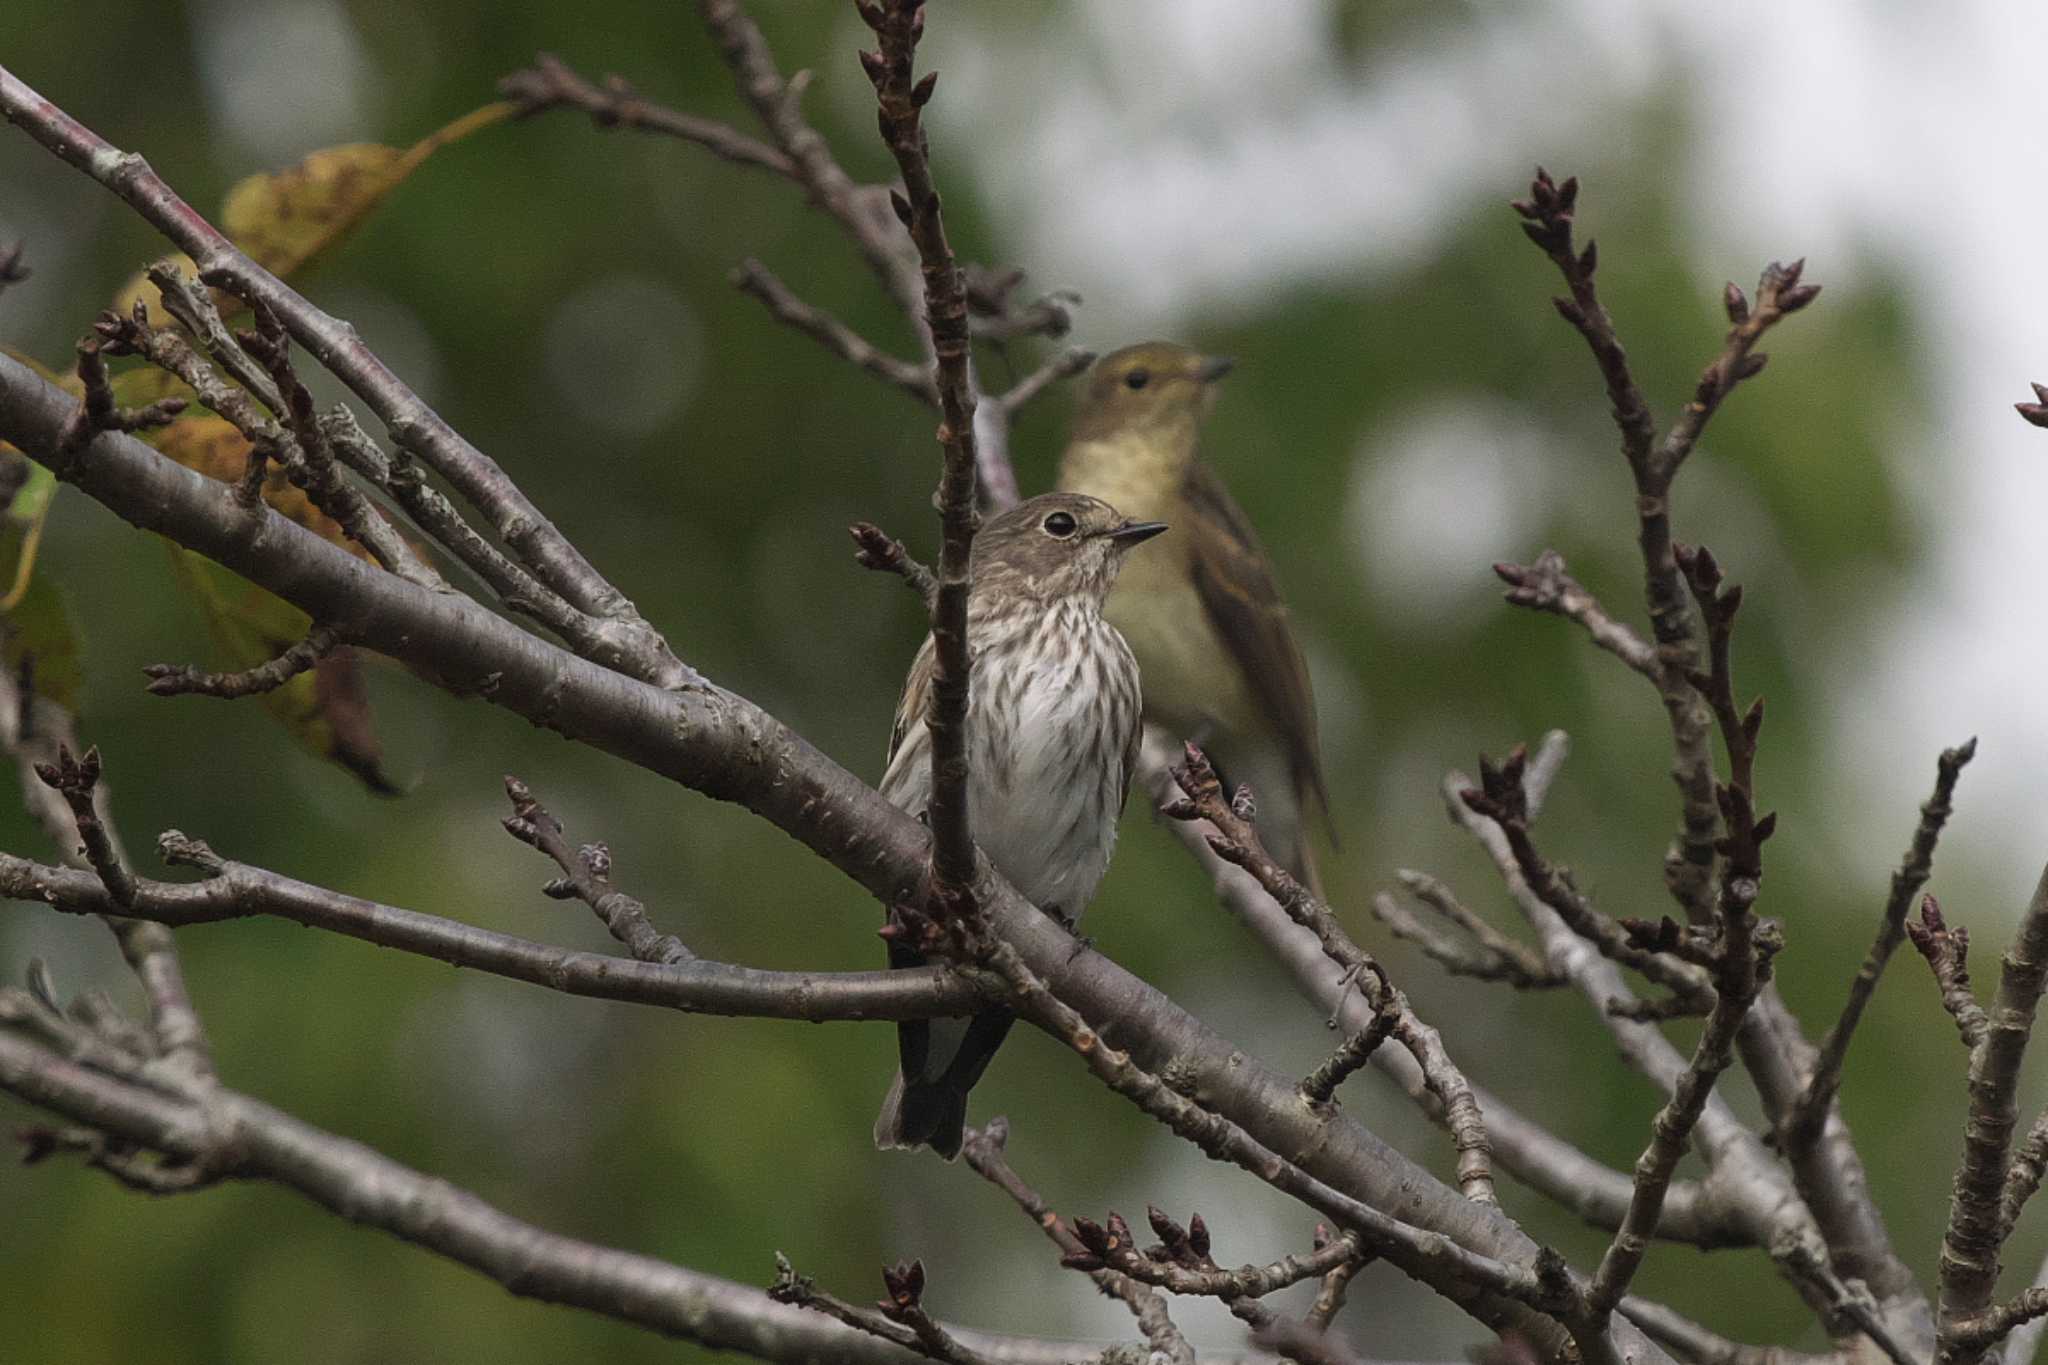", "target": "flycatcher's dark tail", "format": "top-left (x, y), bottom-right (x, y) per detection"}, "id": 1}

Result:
top-left (873, 1007), bottom-right (1016, 1160)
